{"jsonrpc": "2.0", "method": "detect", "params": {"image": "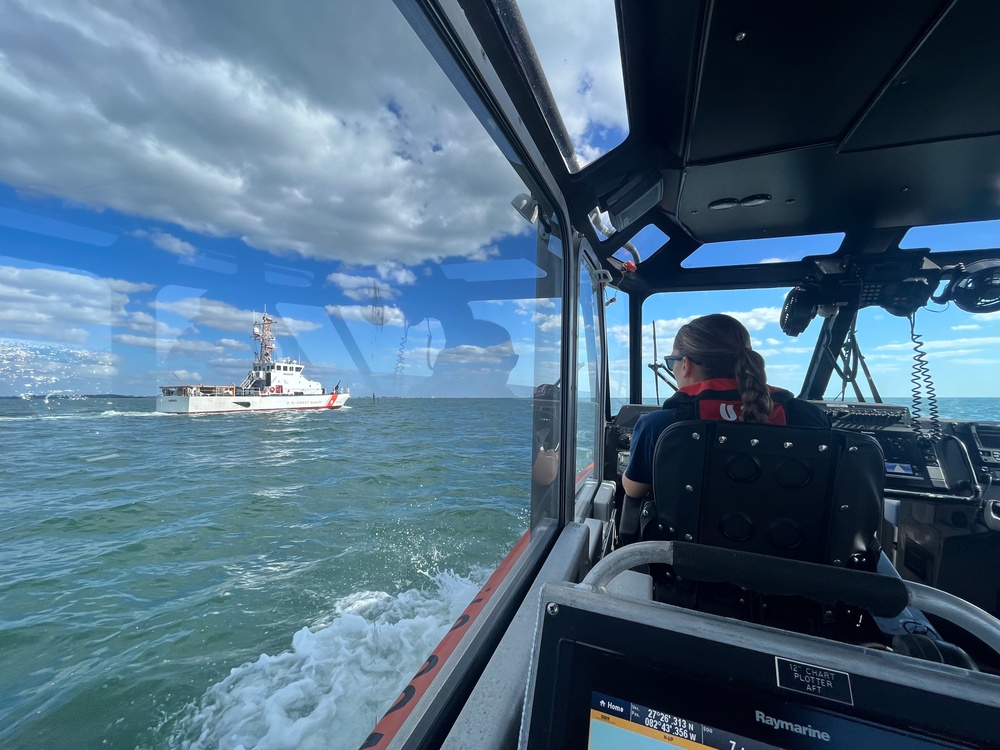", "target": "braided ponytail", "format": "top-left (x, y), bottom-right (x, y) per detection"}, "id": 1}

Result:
top-left (673, 314), bottom-right (774, 423)
top-left (734, 347), bottom-right (773, 423)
